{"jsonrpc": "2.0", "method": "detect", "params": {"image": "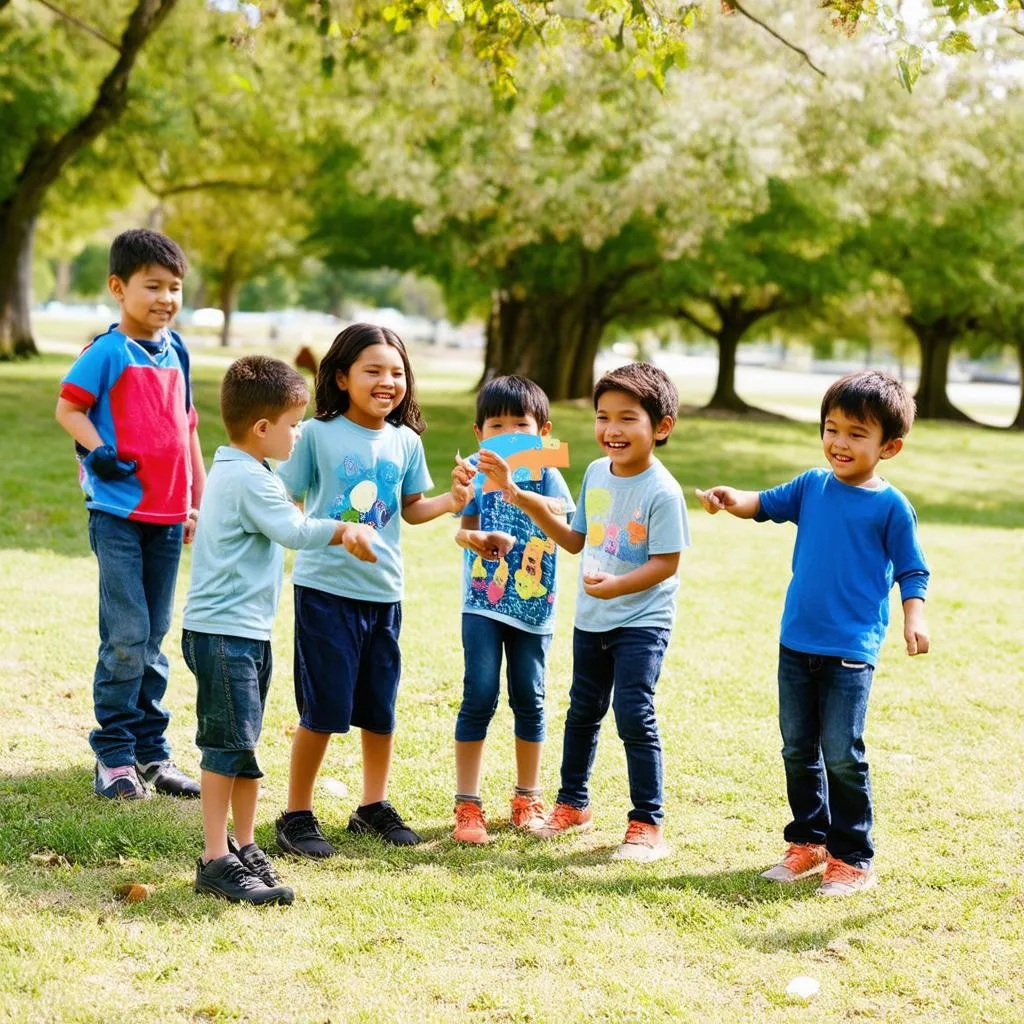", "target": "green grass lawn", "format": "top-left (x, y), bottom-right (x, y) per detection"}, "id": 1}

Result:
top-left (1, 350), bottom-right (1022, 1023)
